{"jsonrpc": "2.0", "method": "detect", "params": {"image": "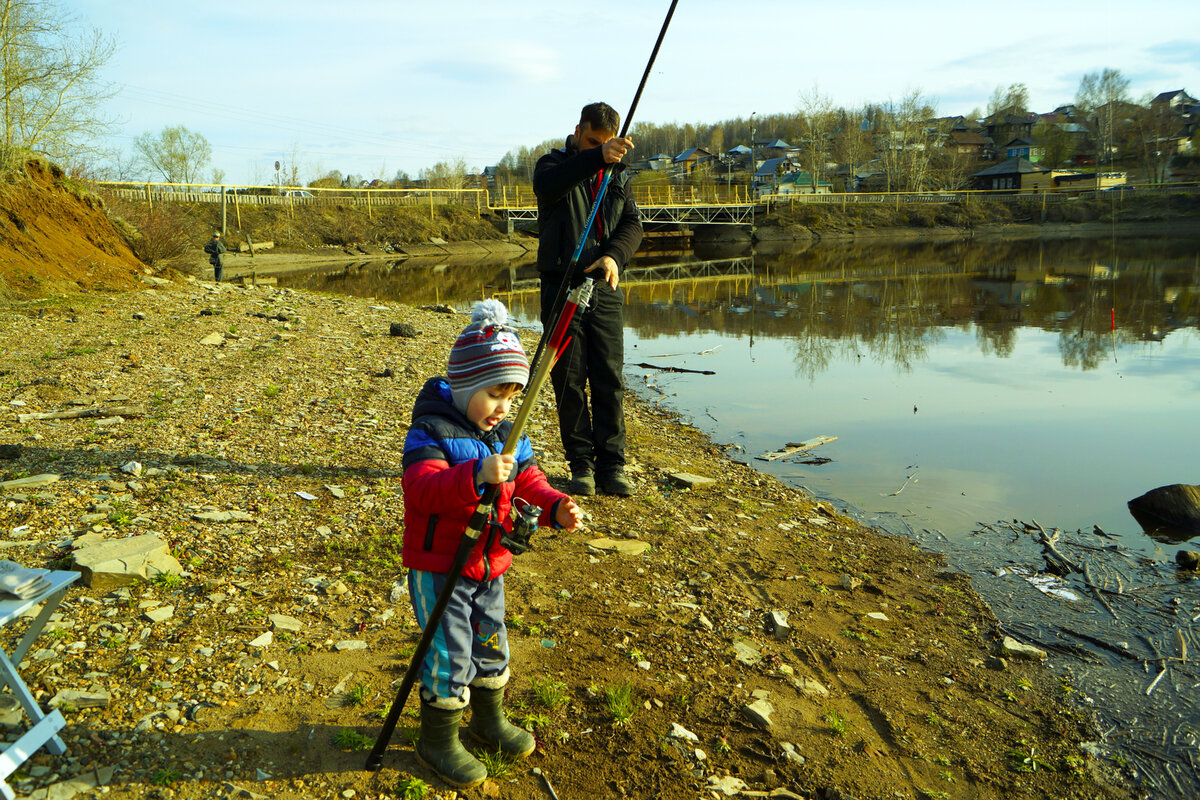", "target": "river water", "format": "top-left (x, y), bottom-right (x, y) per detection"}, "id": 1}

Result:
top-left (282, 235), bottom-right (1200, 556)
top-left (280, 234), bottom-right (1200, 796)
